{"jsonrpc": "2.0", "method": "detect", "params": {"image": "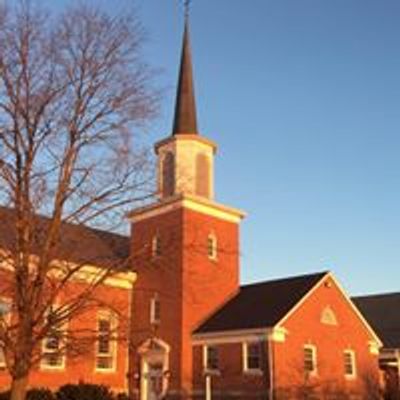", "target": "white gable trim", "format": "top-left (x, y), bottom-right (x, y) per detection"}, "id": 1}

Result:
top-left (275, 272), bottom-right (382, 348)
top-left (327, 274), bottom-right (383, 347)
